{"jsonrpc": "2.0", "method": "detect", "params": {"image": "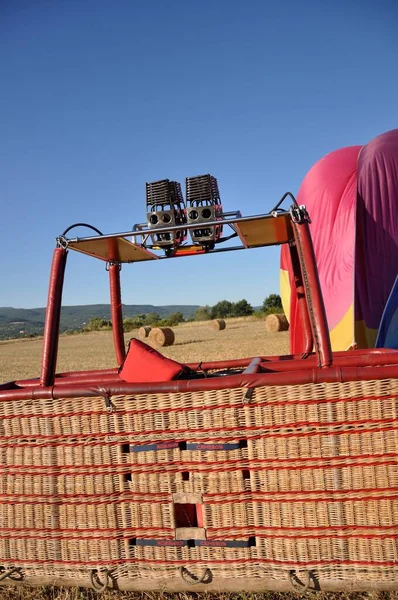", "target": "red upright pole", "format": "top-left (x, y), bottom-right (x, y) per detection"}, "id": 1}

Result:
top-left (292, 217), bottom-right (333, 368)
top-left (289, 242), bottom-right (314, 356)
top-left (40, 247), bottom-right (68, 386)
top-left (109, 262), bottom-right (126, 366)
